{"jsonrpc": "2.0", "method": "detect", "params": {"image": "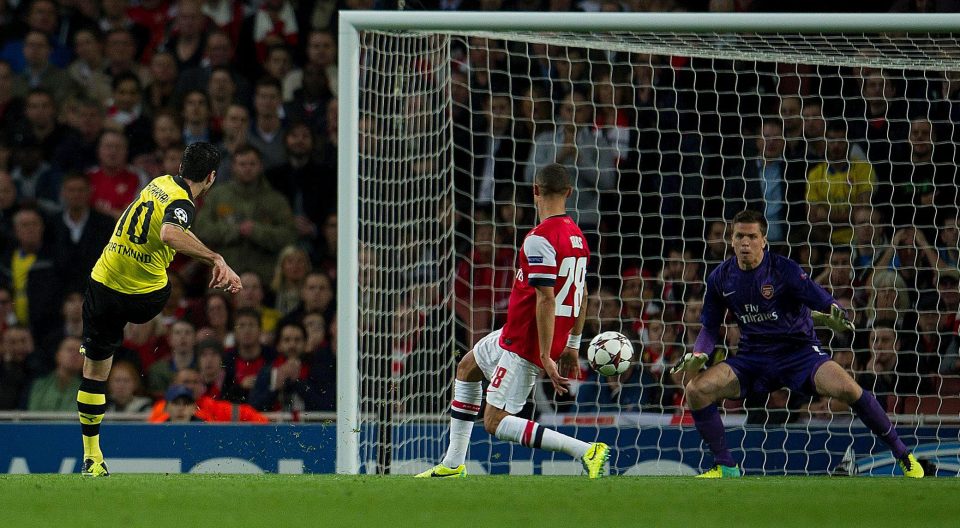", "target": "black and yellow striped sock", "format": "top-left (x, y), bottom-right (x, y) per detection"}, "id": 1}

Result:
top-left (77, 378), bottom-right (107, 461)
